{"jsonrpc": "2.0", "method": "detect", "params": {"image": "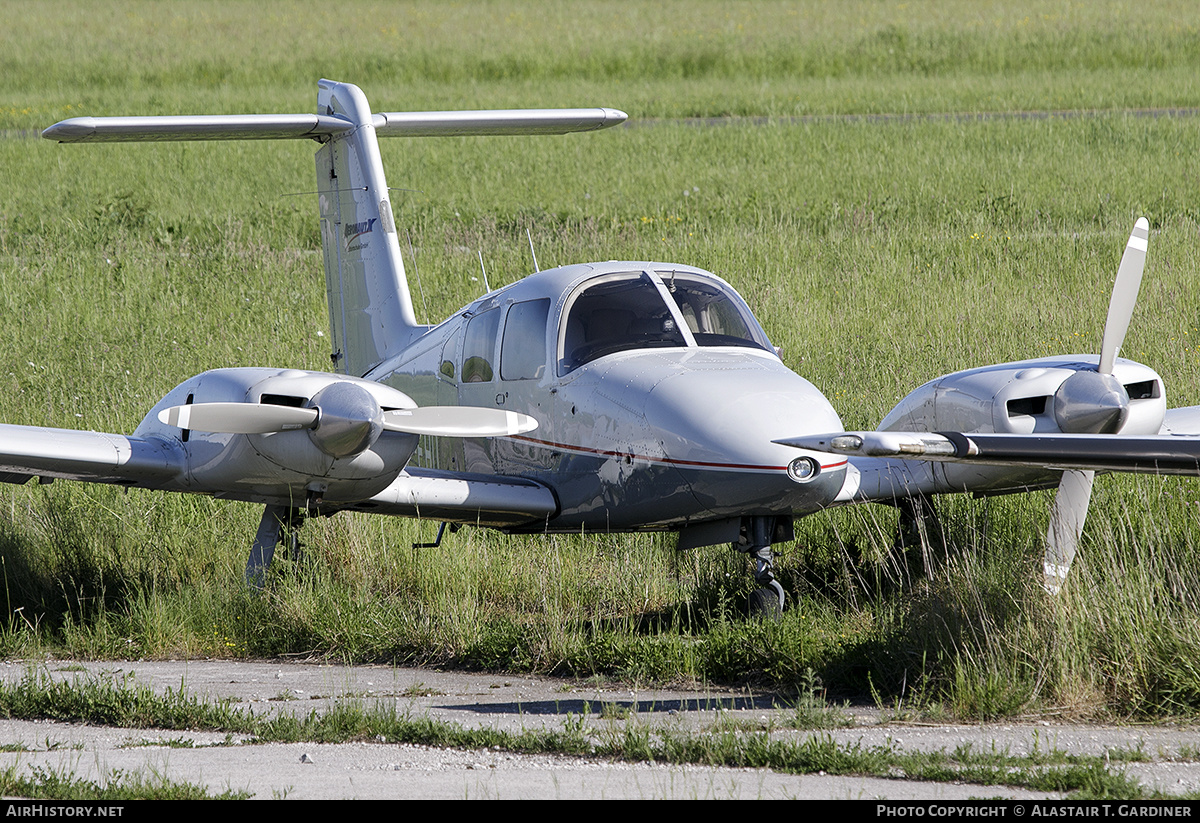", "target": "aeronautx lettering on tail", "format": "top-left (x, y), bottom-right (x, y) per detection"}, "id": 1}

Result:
top-left (29, 79), bottom-right (1200, 612)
